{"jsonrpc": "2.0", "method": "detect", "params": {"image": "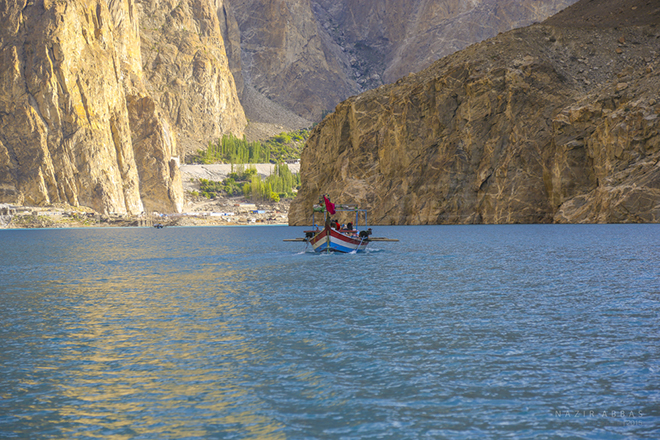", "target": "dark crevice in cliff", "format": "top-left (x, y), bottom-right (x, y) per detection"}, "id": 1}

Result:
top-left (26, 93), bottom-right (48, 129)
top-left (75, 78), bottom-right (93, 126)
top-left (0, 126), bottom-right (21, 176)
